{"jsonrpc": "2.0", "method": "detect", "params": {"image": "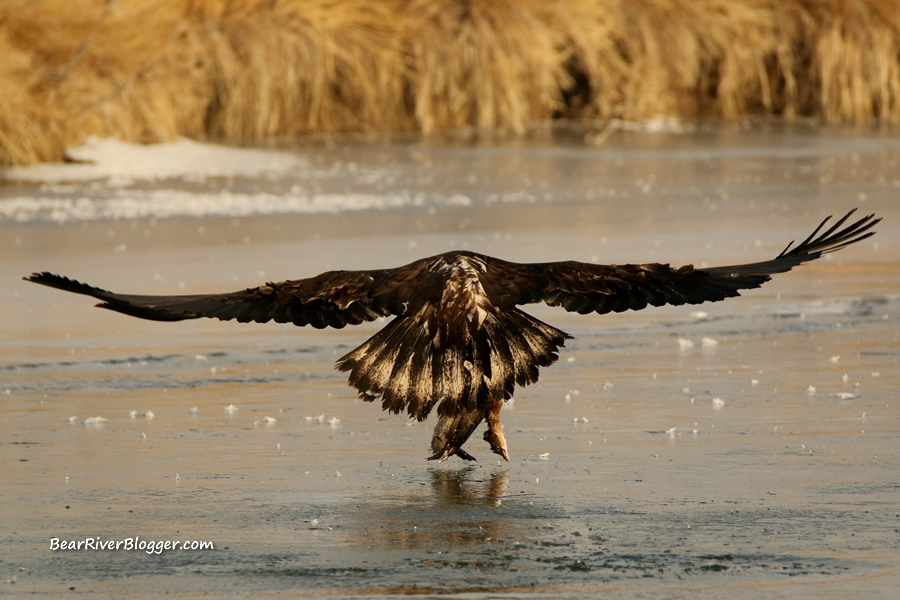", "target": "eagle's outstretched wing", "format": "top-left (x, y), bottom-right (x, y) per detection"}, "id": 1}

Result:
top-left (25, 264), bottom-right (428, 329)
top-left (480, 209), bottom-right (880, 314)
